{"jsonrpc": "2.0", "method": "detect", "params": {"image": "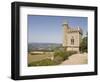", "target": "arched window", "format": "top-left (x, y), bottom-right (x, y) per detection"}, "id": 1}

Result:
top-left (71, 36), bottom-right (74, 45)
